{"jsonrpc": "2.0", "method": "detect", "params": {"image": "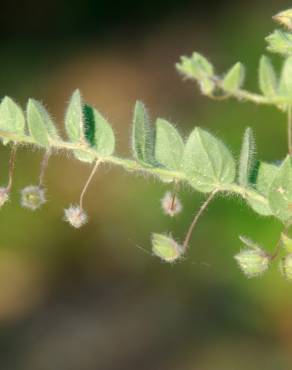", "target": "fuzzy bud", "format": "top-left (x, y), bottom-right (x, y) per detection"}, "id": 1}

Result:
top-left (161, 191), bottom-right (182, 217)
top-left (64, 205), bottom-right (87, 228)
top-left (0, 187), bottom-right (9, 208)
top-left (151, 233), bottom-right (183, 263)
top-left (273, 9), bottom-right (292, 30)
top-left (280, 254), bottom-right (292, 280)
top-left (20, 185), bottom-right (46, 211)
top-left (234, 248), bottom-right (270, 278)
